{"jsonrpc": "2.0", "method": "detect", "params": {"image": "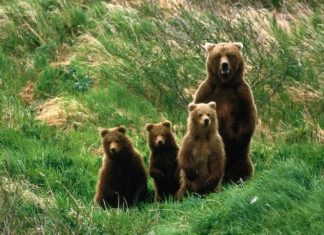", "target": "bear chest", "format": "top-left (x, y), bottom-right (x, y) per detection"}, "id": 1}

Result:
top-left (108, 162), bottom-right (134, 188)
top-left (154, 153), bottom-right (176, 173)
top-left (192, 141), bottom-right (211, 162)
top-left (214, 89), bottom-right (238, 124)
top-left (190, 141), bottom-right (210, 177)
